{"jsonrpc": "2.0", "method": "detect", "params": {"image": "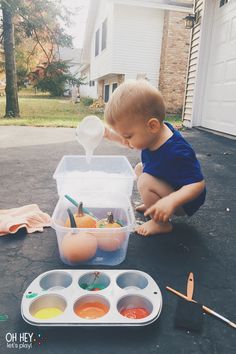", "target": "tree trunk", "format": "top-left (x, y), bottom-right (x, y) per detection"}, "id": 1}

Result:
top-left (2, 1), bottom-right (20, 117)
